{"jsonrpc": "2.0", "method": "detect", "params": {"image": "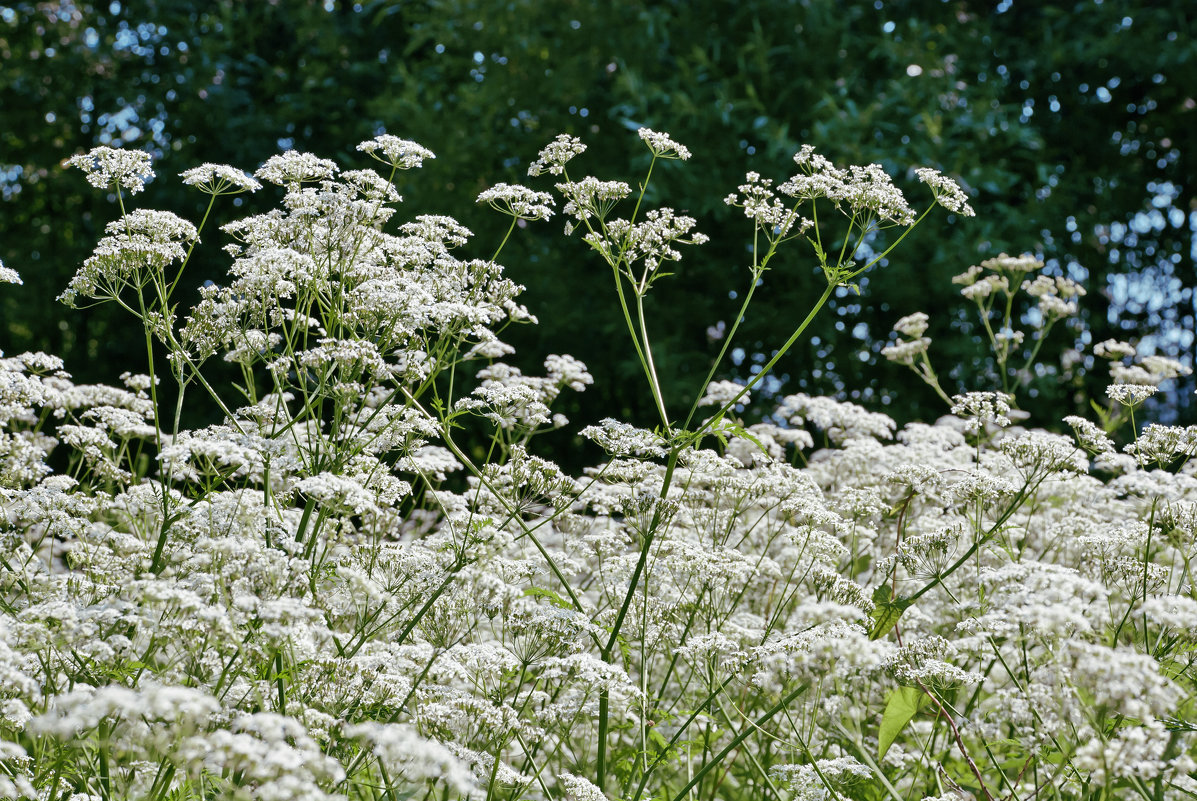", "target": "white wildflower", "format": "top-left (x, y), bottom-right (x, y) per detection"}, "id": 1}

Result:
top-left (980, 252), bottom-right (1042, 273)
top-left (914, 167), bottom-right (975, 216)
top-left (587, 208), bottom-right (708, 272)
top-left (179, 163), bottom-right (262, 194)
top-left (558, 773), bottom-right (607, 801)
top-left (881, 336), bottom-right (931, 365)
top-left (580, 418), bottom-right (667, 457)
top-left (1094, 338), bottom-right (1137, 359)
top-left (545, 353), bottom-right (593, 391)
top-left (1063, 415), bottom-right (1115, 454)
top-left (773, 757), bottom-right (873, 800)
top-left (893, 311), bottom-right (930, 337)
top-left (344, 722), bottom-right (476, 796)
top-left (477, 183), bottom-right (556, 221)
top-left (356, 134), bottom-right (435, 169)
top-left (697, 379), bottom-right (748, 408)
top-left (528, 133), bottom-right (587, 177)
top-left (1106, 383), bottom-right (1157, 406)
top-left (65, 146), bottom-right (154, 194)
top-left (637, 127), bottom-right (692, 160)
top-left (254, 150), bottom-right (339, 185)
top-left (556, 176), bottom-right (632, 223)
top-left (723, 171), bottom-right (812, 237)
top-left (950, 391), bottom-right (1012, 433)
